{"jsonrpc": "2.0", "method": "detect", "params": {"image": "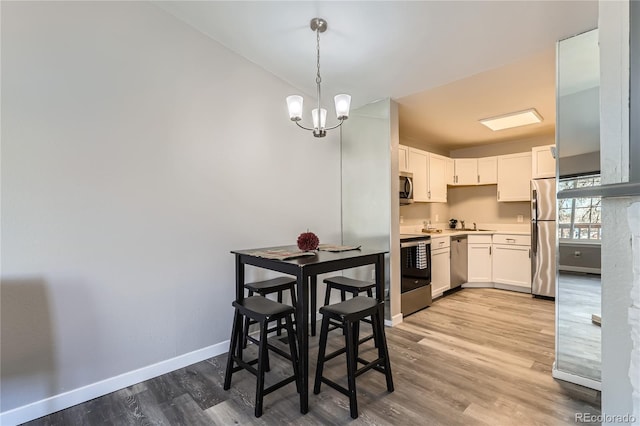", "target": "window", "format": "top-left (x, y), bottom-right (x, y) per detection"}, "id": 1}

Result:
top-left (558, 175), bottom-right (601, 241)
